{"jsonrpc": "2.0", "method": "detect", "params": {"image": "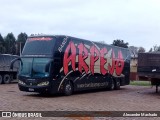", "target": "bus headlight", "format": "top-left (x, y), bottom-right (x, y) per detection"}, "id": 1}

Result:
top-left (18, 80), bottom-right (26, 85)
top-left (37, 81), bottom-right (49, 86)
